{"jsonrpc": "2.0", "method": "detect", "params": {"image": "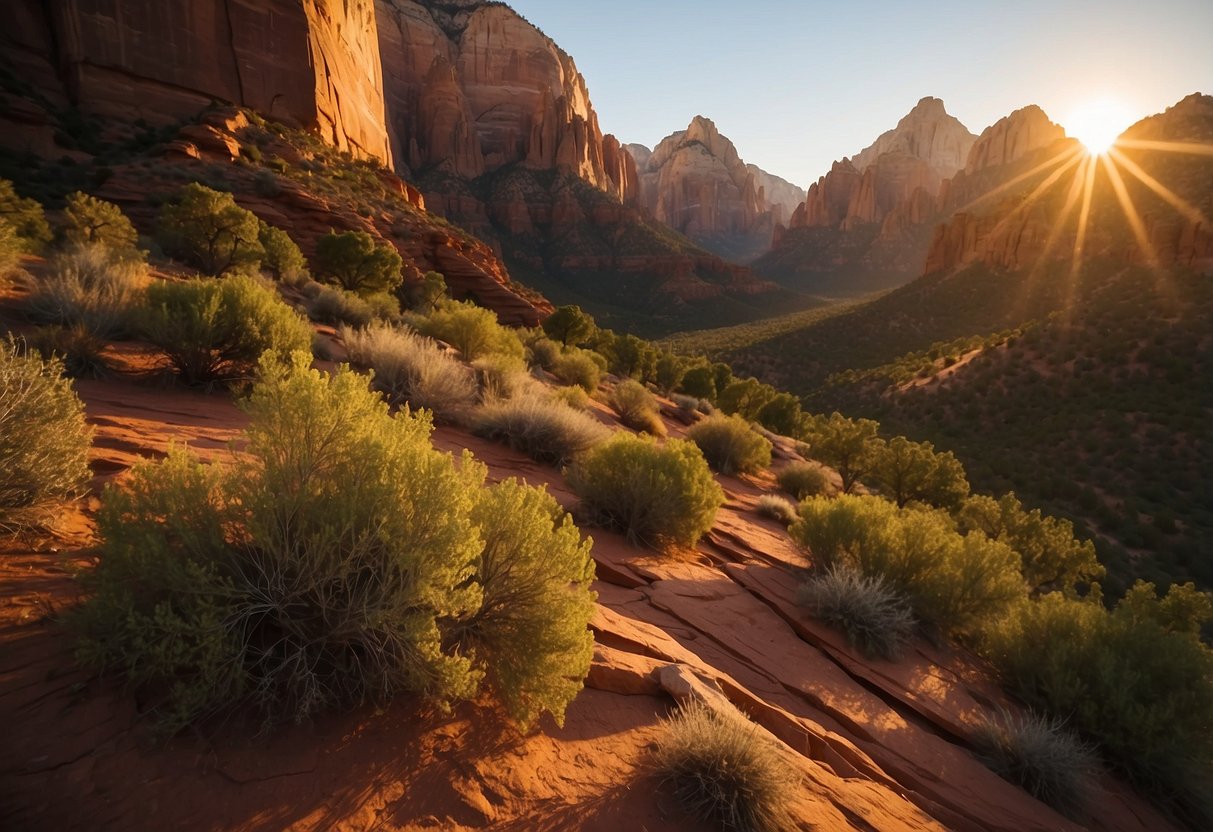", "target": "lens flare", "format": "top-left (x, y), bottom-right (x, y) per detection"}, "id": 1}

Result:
top-left (1065, 98), bottom-right (1135, 155)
